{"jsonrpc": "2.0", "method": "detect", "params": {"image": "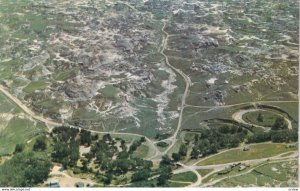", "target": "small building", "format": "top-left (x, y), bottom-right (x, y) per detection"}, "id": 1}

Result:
top-left (48, 180), bottom-right (60, 188)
